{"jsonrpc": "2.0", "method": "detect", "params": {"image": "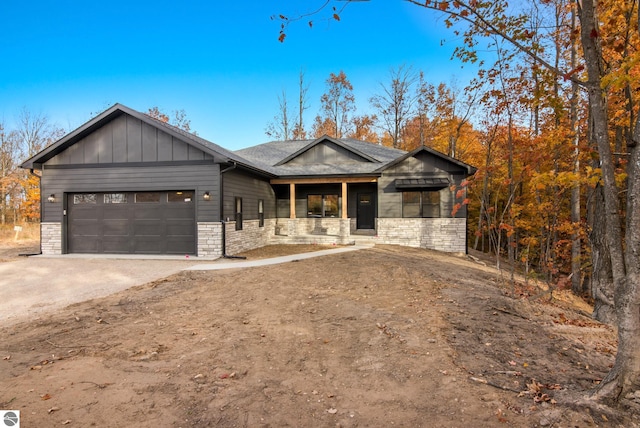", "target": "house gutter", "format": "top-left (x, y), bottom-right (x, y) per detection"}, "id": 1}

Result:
top-left (219, 161), bottom-right (246, 260)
